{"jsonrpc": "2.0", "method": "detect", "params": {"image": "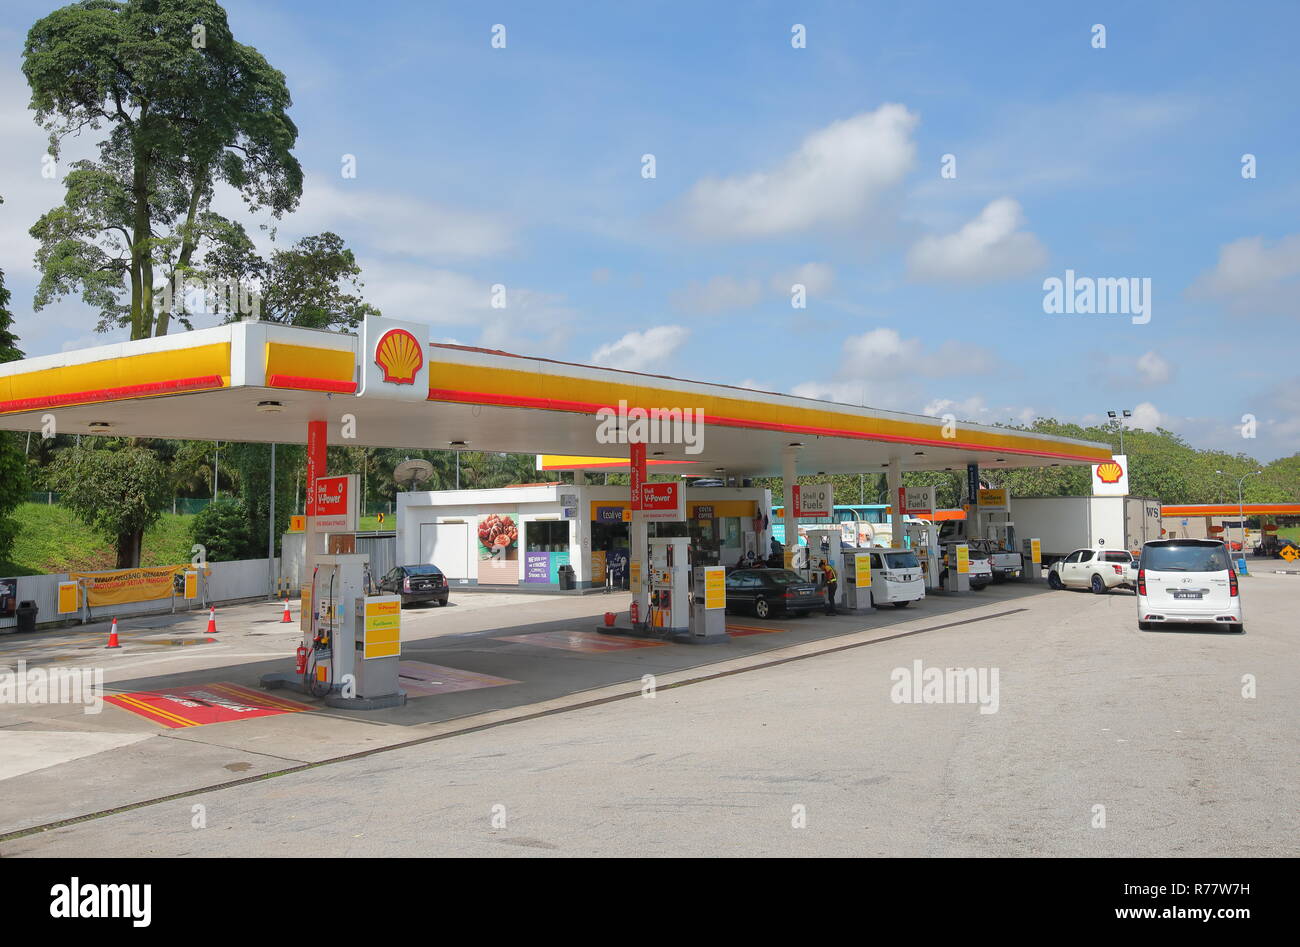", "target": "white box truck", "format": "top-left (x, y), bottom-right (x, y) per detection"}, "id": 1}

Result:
top-left (1008, 496), bottom-right (1162, 566)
